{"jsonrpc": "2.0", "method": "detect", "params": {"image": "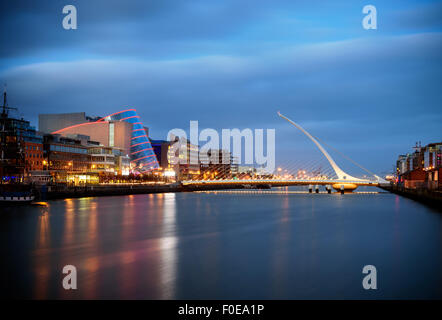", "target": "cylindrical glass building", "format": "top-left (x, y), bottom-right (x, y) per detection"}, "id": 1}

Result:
top-left (98, 109), bottom-right (159, 172)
